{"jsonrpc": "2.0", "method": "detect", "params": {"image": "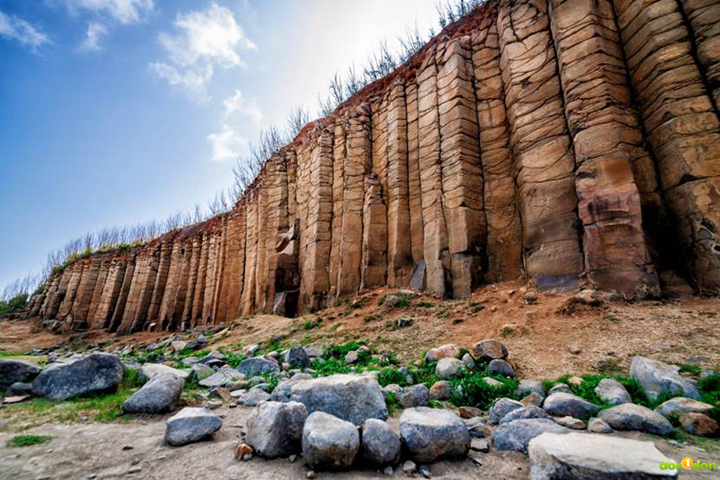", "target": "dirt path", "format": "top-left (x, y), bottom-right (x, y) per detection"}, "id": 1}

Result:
top-left (0, 405), bottom-right (715, 480)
